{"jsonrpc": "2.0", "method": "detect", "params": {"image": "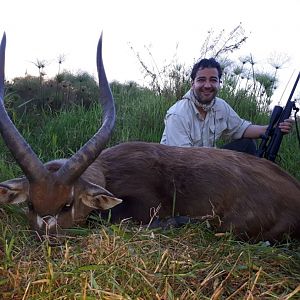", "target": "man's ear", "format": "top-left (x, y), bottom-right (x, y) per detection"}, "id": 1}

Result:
top-left (80, 182), bottom-right (122, 210)
top-left (0, 177), bottom-right (29, 204)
